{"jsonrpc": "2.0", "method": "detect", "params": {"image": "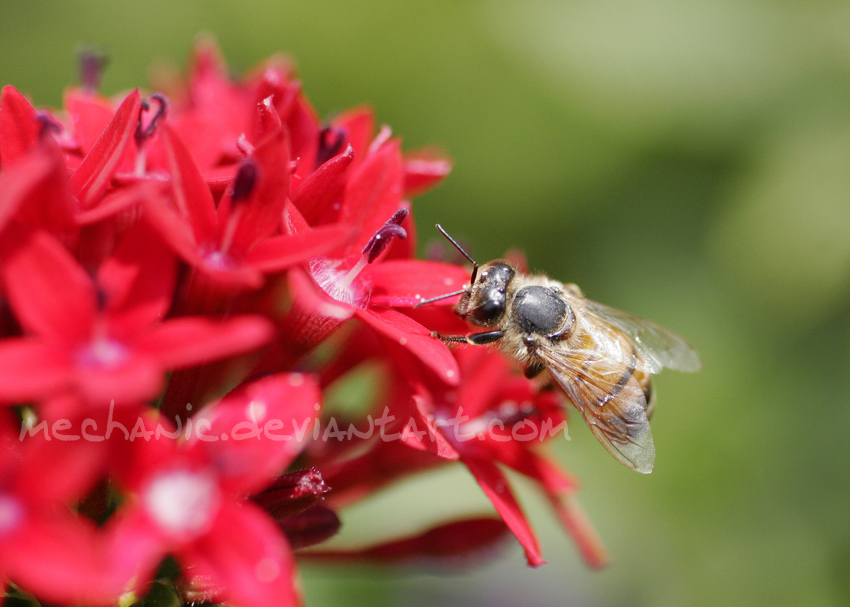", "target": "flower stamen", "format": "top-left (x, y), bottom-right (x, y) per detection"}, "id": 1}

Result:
top-left (37, 113), bottom-right (63, 140)
top-left (134, 94), bottom-right (168, 175)
top-left (78, 48), bottom-right (109, 92)
top-left (315, 126), bottom-right (346, 168)
top-left (218, 159), bottom-right (258, 256)
top-left (230, 159), bottom-right (258, 204)
top-left (337, 208), bottom-right (408, 290)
